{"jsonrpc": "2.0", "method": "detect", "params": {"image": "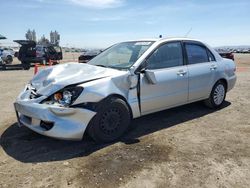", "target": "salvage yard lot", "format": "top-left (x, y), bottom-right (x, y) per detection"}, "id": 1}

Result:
top-left (0, 53), bottom-right (250, 188)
